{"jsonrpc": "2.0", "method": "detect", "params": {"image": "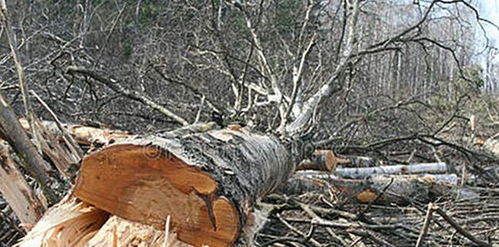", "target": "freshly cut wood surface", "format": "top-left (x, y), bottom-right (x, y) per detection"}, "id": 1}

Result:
top-left (84, 215), bottom-right (168, 247)
top-left (75, 144), bottom-right (238, 246)
top-left (15, 196), bottom-right (109, 247)
top-left (18, 118), bottom-right (133, 146)
top-left (296, 150), bottom-right (348, 173)
top-left (0, 142), bottom-right (45, 226)
top-left (74, 128), bottom-right (294, 247)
